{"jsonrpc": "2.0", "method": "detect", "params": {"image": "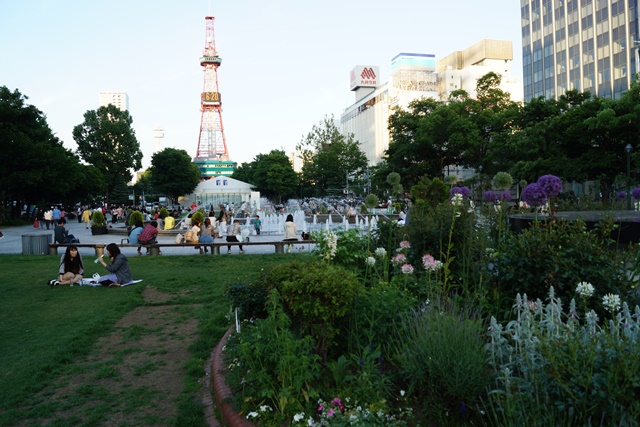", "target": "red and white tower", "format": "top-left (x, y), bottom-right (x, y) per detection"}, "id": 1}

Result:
top-left (195, 16), bottom-right (235, 177)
